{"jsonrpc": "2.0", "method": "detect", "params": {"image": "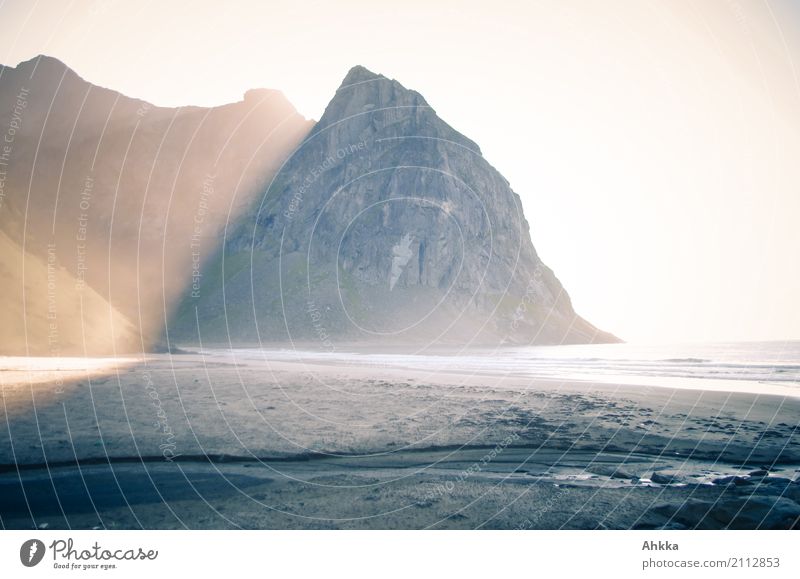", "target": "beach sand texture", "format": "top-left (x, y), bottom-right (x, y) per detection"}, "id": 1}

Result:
top-left (1, 350), bottom-right (799, 529)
